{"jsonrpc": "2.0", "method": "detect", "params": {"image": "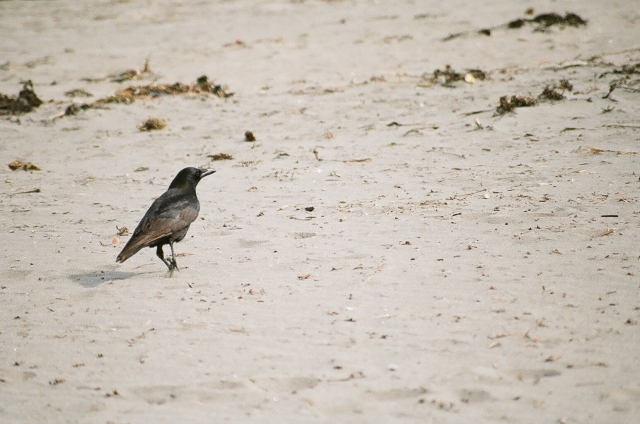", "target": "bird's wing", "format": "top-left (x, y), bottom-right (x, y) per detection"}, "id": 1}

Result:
top-left (134, 207), bottom-right (199, 245)
top-left (116, 207), bottom-right (199, 262)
